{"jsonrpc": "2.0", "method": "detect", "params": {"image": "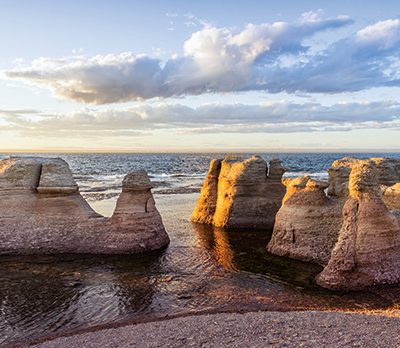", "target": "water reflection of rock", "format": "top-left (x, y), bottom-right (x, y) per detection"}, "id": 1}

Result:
top-left (192, 223), bottom-right (324, 288)
top-left (193, 223), bottom-right (237, 271)
top-left (0, 254), bottom-right (162, 345)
